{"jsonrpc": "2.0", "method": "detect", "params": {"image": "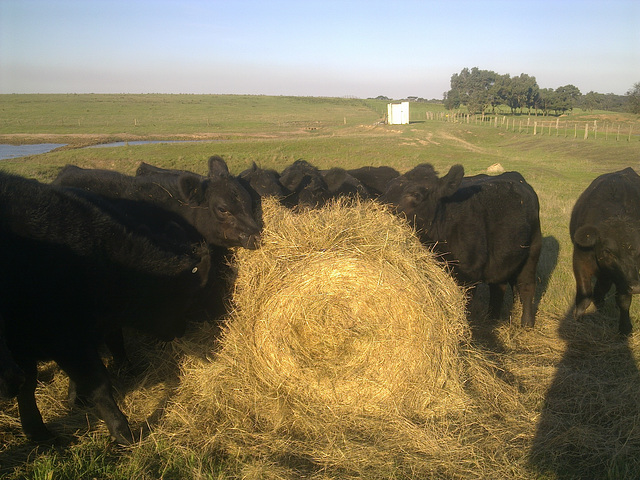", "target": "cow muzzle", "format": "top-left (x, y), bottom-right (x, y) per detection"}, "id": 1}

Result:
top-left (242, 233), bottom-right (262, 250)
